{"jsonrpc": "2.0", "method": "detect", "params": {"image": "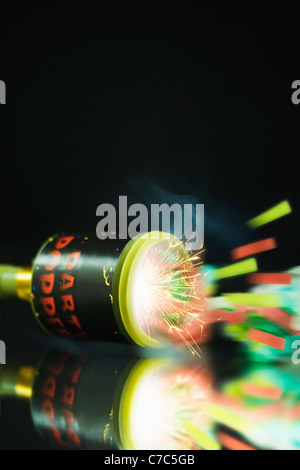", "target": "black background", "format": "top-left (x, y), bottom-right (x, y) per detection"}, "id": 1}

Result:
top-left (0, 2), bottom-right (299, 449)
